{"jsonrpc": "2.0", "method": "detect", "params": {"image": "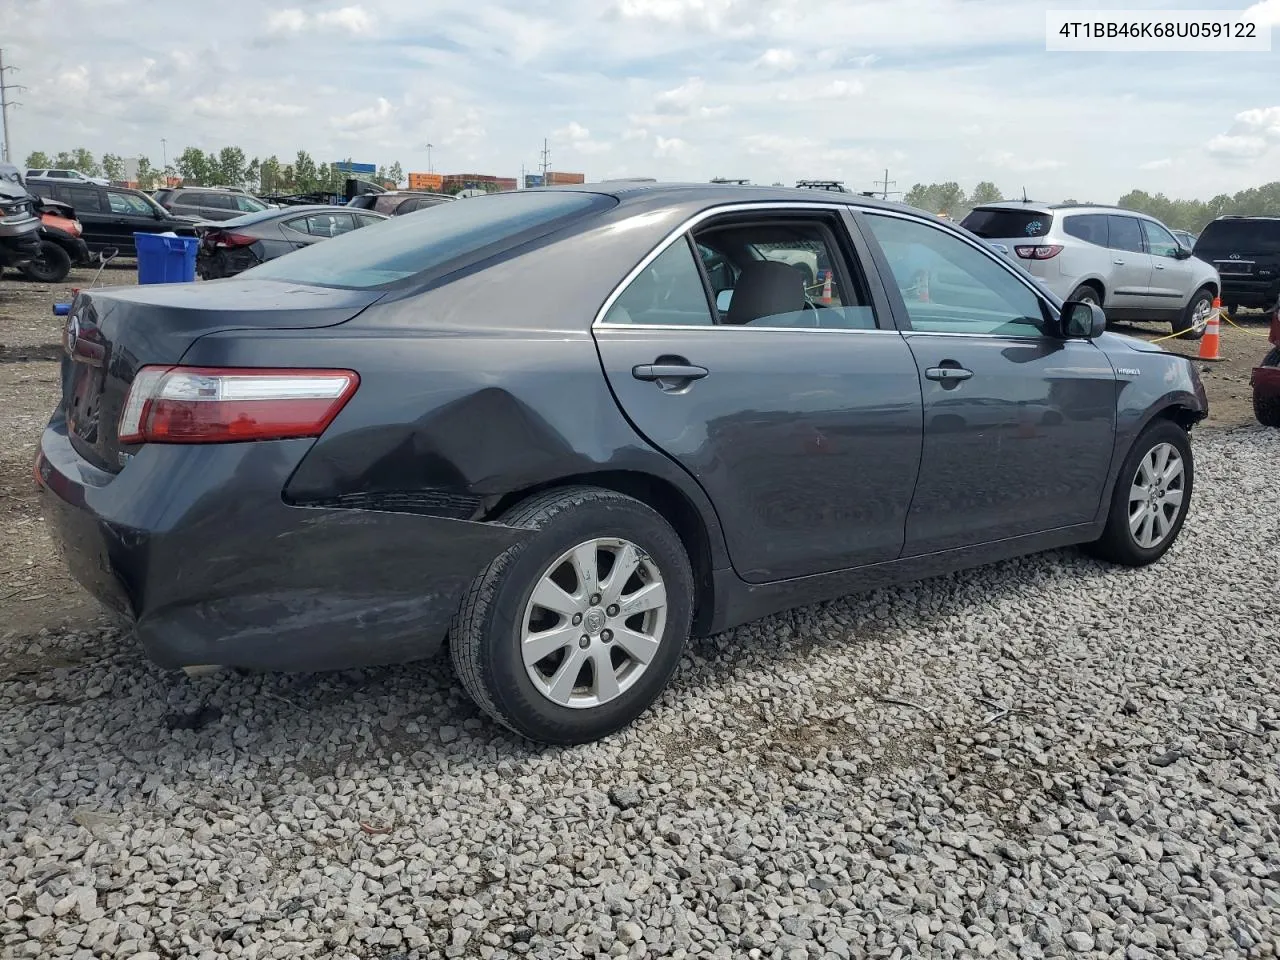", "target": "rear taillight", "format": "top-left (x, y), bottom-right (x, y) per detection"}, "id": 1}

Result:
top-left (1014, 244), bottom-right (1064, 260)
top-left (207, 231), bottom-right (256, 248)
top-left (118, 366), bottom-right (359, 444)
